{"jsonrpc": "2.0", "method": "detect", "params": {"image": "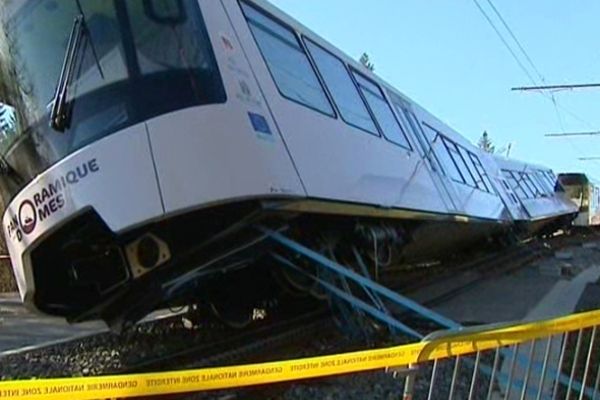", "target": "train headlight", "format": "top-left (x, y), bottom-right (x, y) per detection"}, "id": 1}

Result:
top-left (125, 233), bottom-right (171, 278)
